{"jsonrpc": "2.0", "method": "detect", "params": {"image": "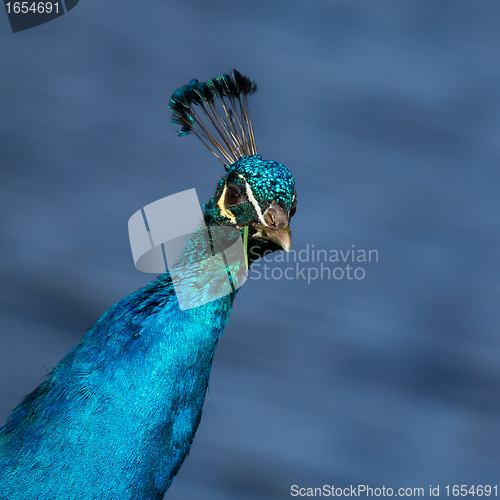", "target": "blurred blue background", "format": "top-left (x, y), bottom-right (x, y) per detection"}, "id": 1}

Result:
top-left (1, 1), bottom-right (500, 498)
